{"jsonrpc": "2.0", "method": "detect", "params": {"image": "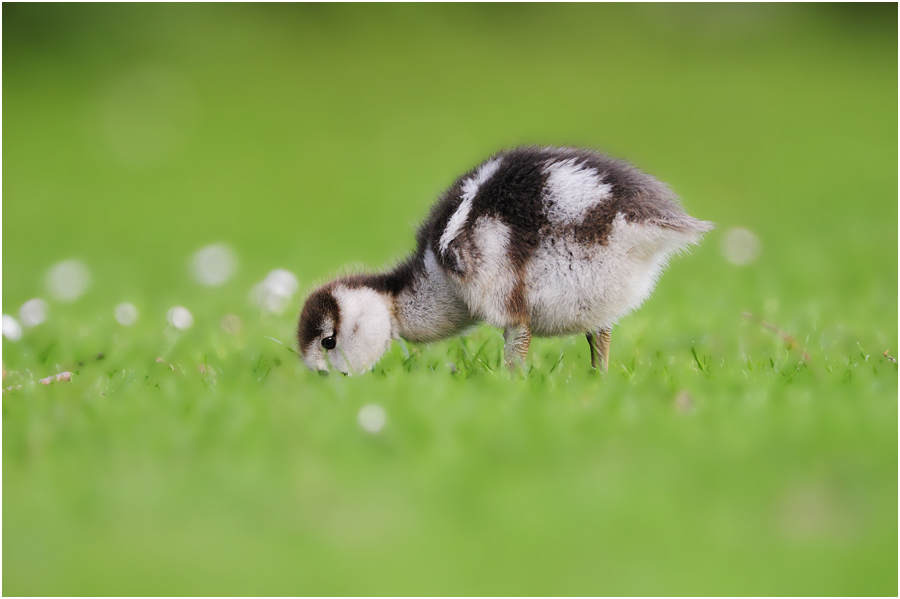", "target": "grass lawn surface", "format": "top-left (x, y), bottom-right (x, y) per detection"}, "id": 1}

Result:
top-left (3, 4), bottom-right (897, 595)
